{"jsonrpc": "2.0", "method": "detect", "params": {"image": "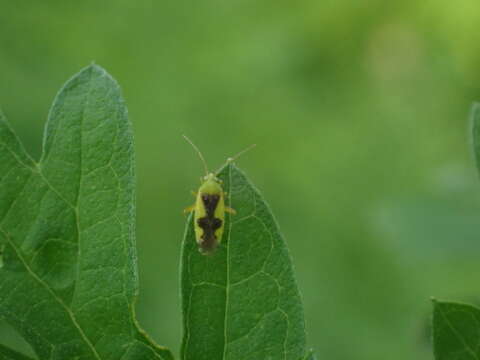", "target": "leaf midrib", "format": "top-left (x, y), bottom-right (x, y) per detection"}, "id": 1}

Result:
top-left (222, 164), bottom-right (232, 360)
